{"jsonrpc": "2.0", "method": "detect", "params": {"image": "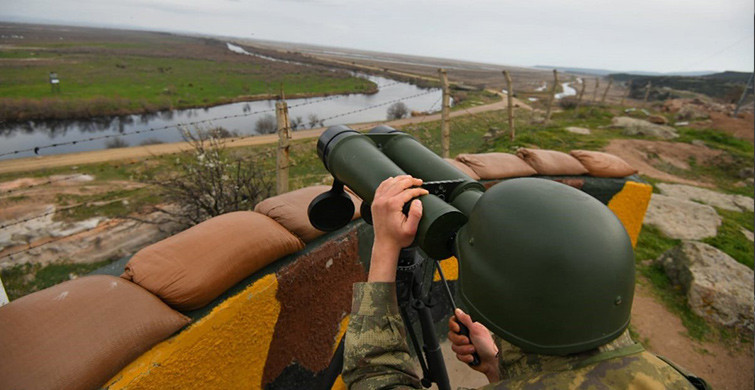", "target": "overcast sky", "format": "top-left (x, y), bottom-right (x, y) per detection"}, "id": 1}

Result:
top-left (1, 0), bottom-right (753, 73)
